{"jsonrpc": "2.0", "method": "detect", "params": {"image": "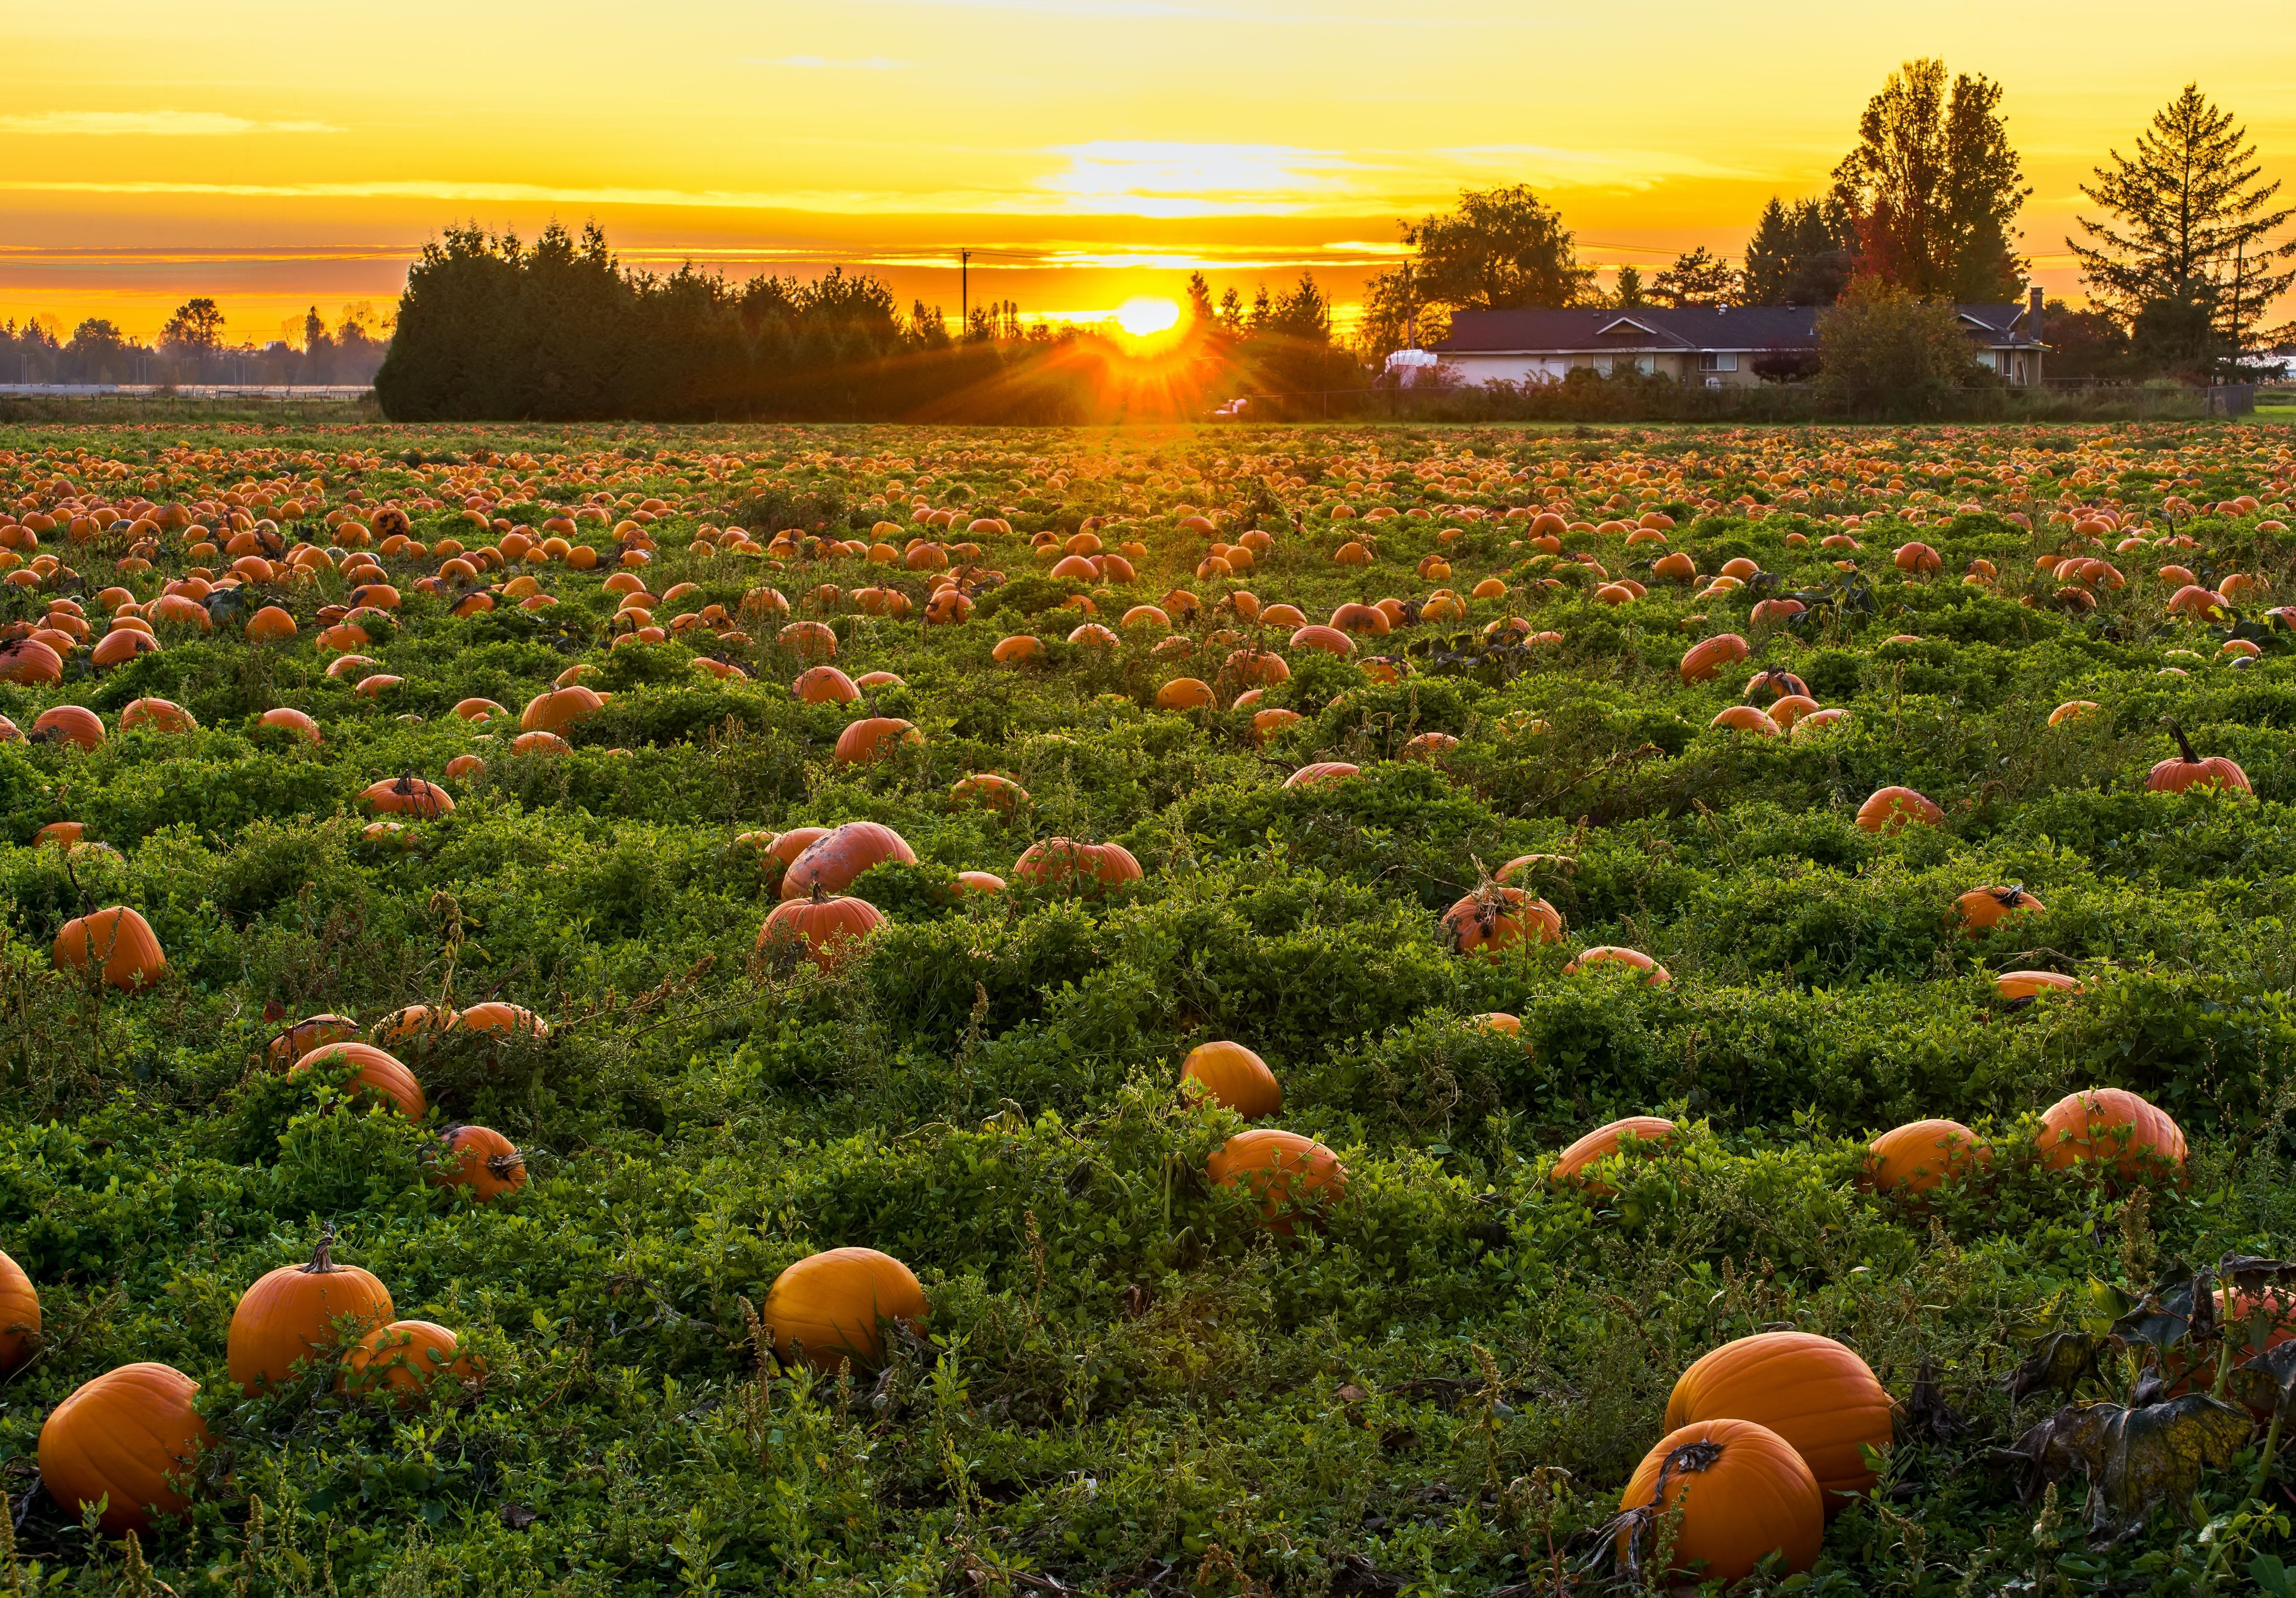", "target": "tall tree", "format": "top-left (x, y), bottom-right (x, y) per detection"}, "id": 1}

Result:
top-left (2069, 84), bottom-right (2296, 368)
top-left (1611, 265), bottom-right (1648, 309)
top-left (1367, 184), bottom-right (1595, 323)
top-left (161, 298), bottom-right (226, 352)
top-left (1829, 59), bottom-right (2030, 301)
top-left (1742, 197), bottom-right (1857, 305)
top-left (1652, 246), bottom-right (1740, 307)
